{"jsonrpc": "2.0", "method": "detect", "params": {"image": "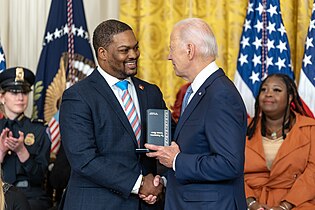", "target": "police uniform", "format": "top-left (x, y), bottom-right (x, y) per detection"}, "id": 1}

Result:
top-left (3, 182), bottom-right (31, 210)
top-left (0, 67), bottom-right (52, 210)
